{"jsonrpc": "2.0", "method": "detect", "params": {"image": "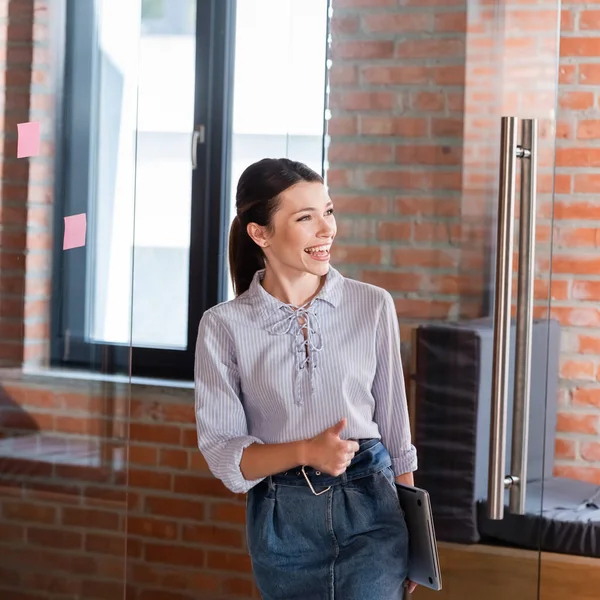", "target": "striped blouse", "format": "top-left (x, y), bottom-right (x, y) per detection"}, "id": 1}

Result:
top-left (194, 265), bottom-right (417, 494)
